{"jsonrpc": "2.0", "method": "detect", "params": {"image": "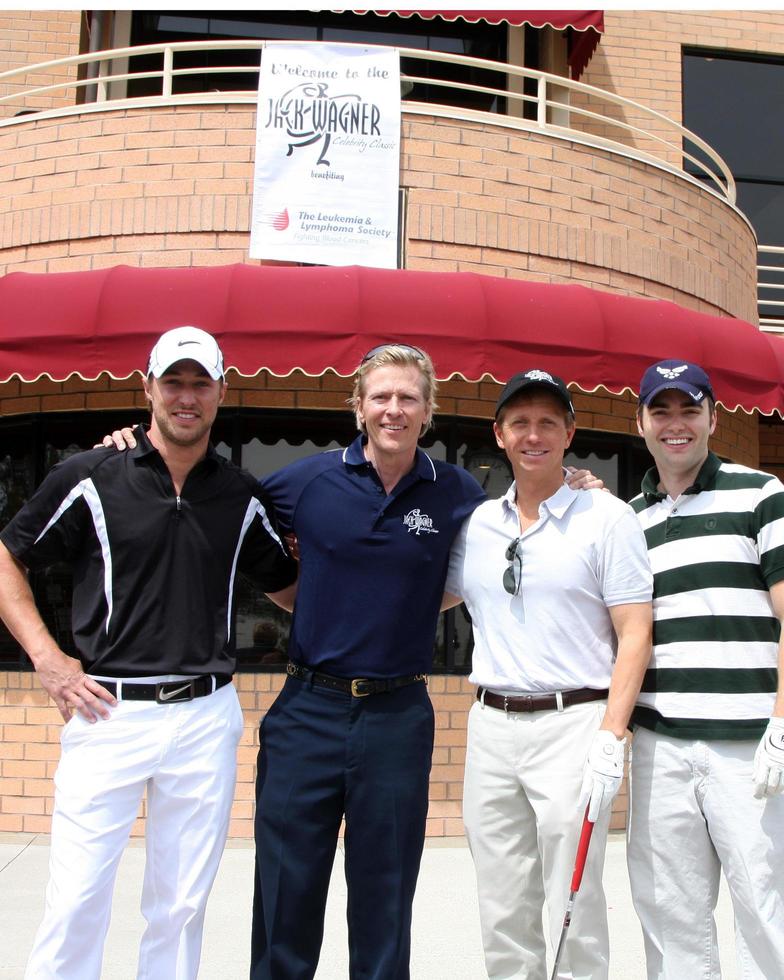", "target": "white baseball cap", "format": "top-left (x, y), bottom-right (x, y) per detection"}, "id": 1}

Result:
top-left (147, 326), bottom-right (224, 381)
